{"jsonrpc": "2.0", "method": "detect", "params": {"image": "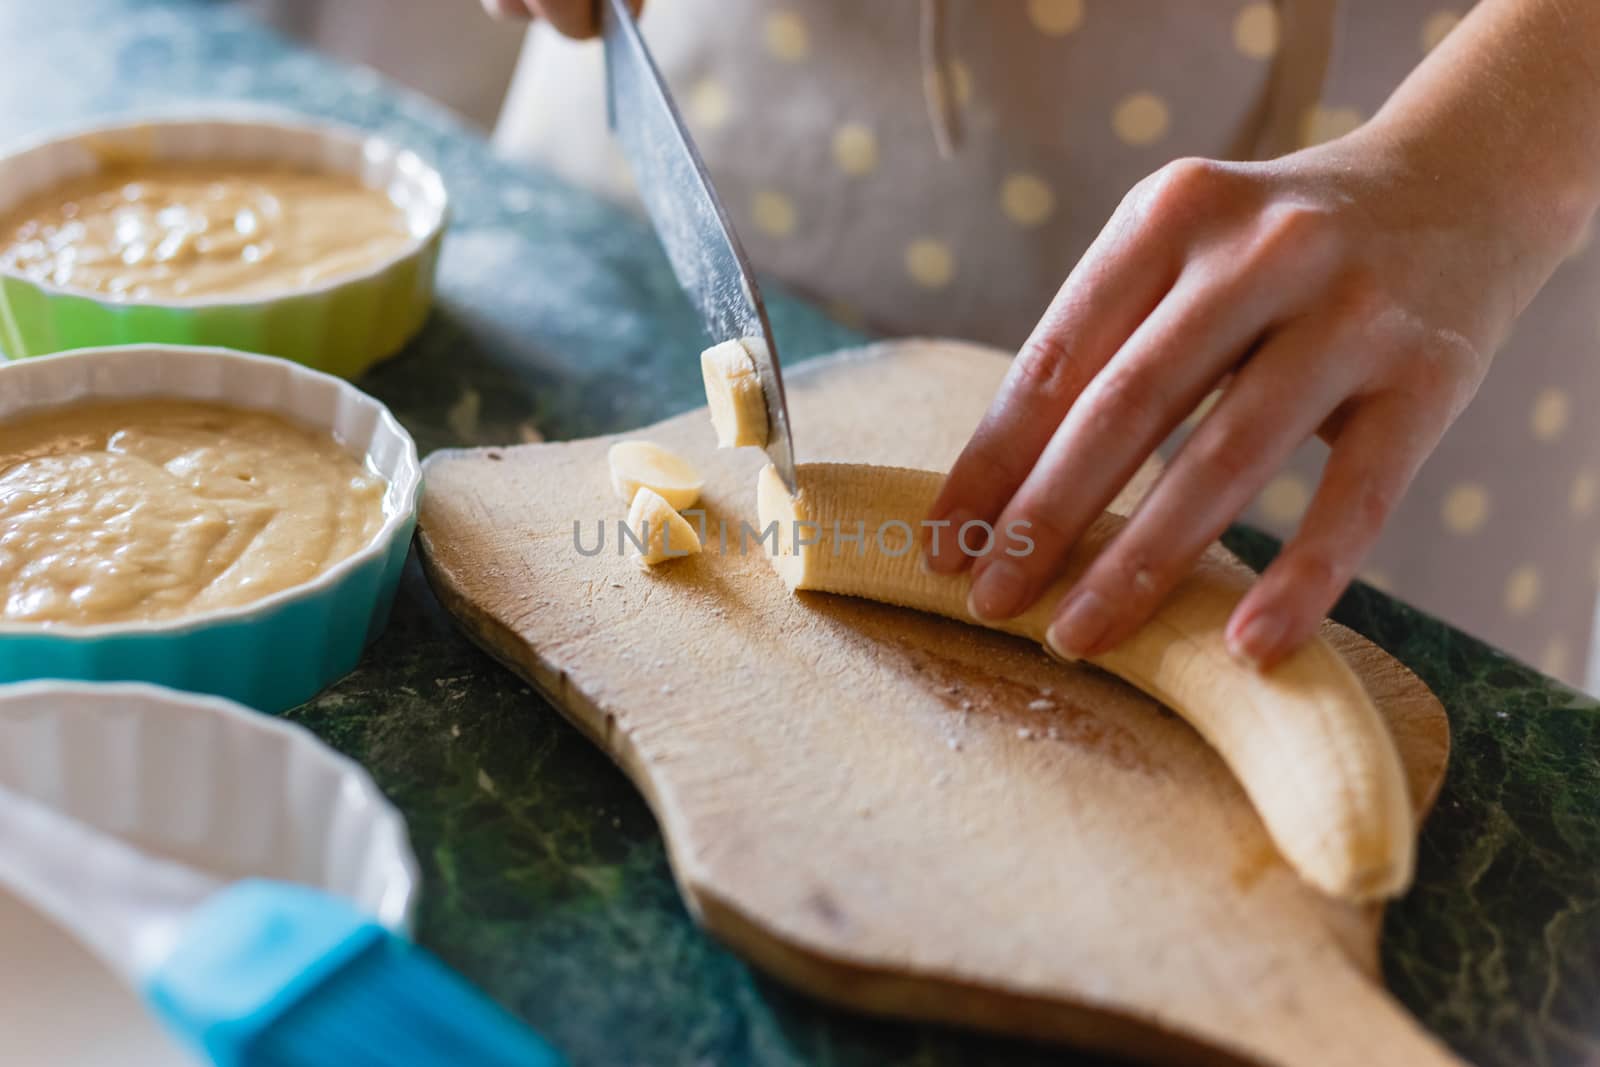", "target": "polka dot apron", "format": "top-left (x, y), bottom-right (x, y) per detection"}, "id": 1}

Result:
top-left (496, 0), bottom-right (1600, 688)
